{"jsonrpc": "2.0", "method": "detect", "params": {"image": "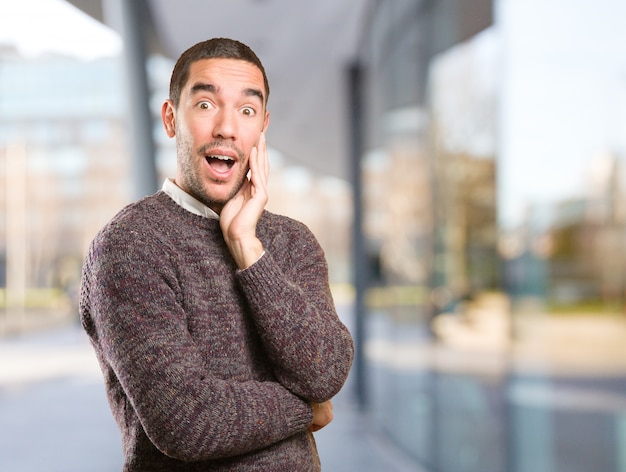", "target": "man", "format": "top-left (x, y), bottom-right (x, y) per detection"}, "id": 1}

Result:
top-left (80, 38), bottom-right (354, 471)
